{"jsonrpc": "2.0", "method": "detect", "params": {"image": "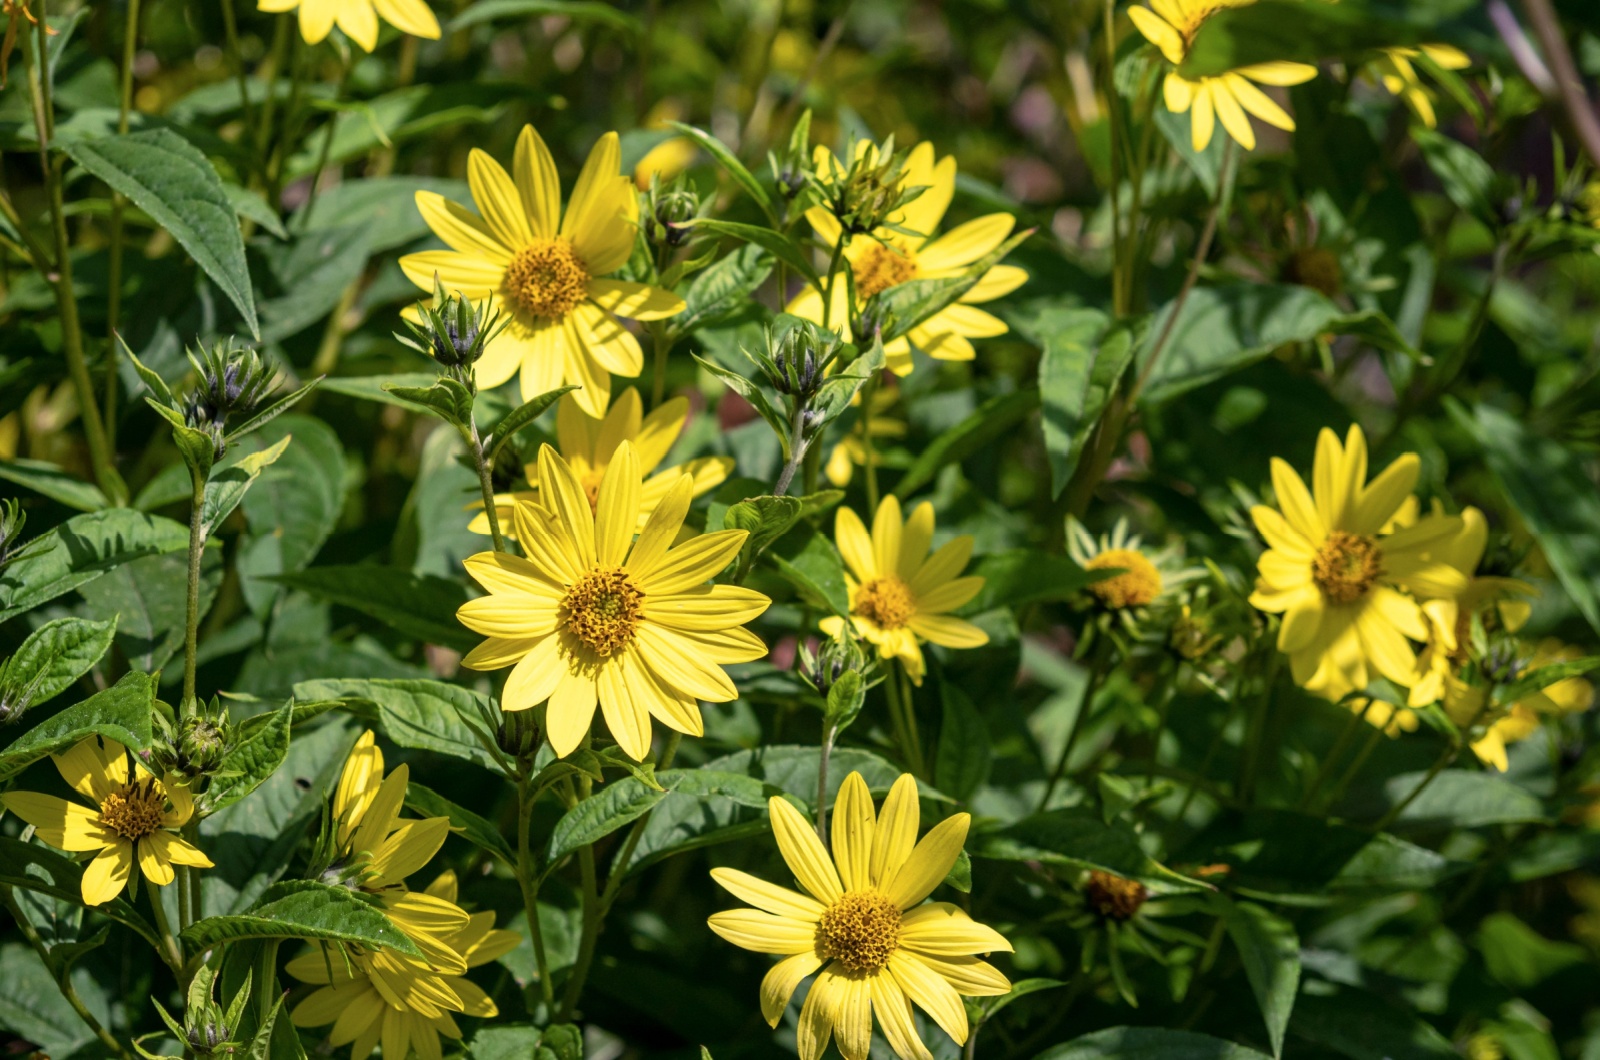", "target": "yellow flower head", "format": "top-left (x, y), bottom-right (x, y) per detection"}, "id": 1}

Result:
top-left (1368, 45), bottom-right (1471, 129)
top-left (819, 496), bottom-right (987, 686)
top-left (1445, 639), bottom-right (1595, 772)
top-left (257, 0), bottom-right (440, 52)
top-left (708, 772), bottom-right (1011, 1060)
top-left (787, 142), bottom-right (1027, 376)
top-left (1127, 0), bottom-right (1318, 151)
top-left (457, 442), bottom-right (770, 760)
top-left (1066, 516), bottom-right (1200, 612)
top-left (1248, 425), bottom-right (1468, 702)
top-left (400, 125), bottom-right (687, 417)
top-left (469, 388), bottom-right (733, 538)
top-left (0, 736), bottom-right (213, 906)
top-left (288, 871), bottom-right (519, 1060)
